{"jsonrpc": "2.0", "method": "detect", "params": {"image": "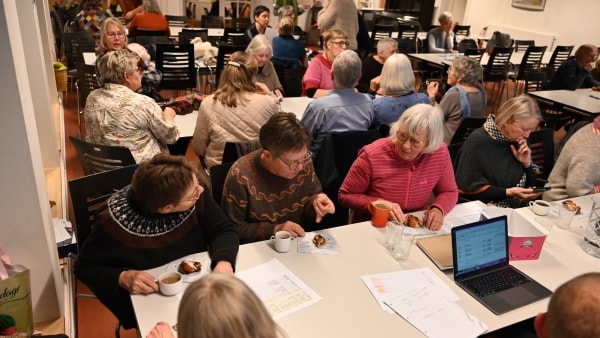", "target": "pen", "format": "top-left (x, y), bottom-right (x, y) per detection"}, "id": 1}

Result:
top-left (589, 95), bottom-right (600, 100)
